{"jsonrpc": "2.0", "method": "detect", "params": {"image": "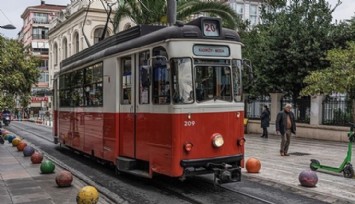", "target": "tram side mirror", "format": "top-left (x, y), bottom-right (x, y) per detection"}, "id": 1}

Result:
top-left (141, 65), bottom-right (151, 87)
